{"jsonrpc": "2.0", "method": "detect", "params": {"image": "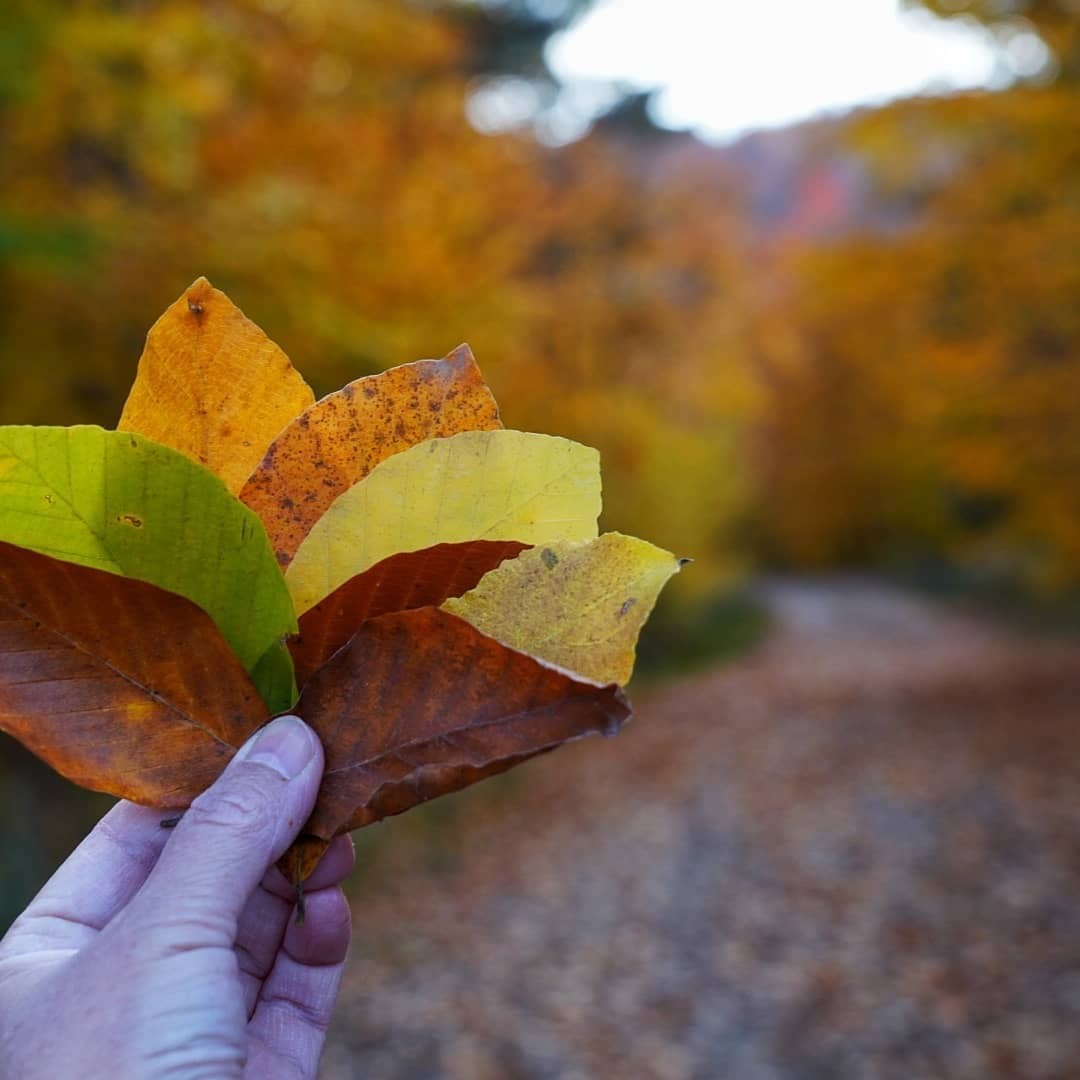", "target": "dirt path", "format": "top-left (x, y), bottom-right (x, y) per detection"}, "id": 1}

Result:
top-left (320, 579), bottom-right (1080, 1080)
